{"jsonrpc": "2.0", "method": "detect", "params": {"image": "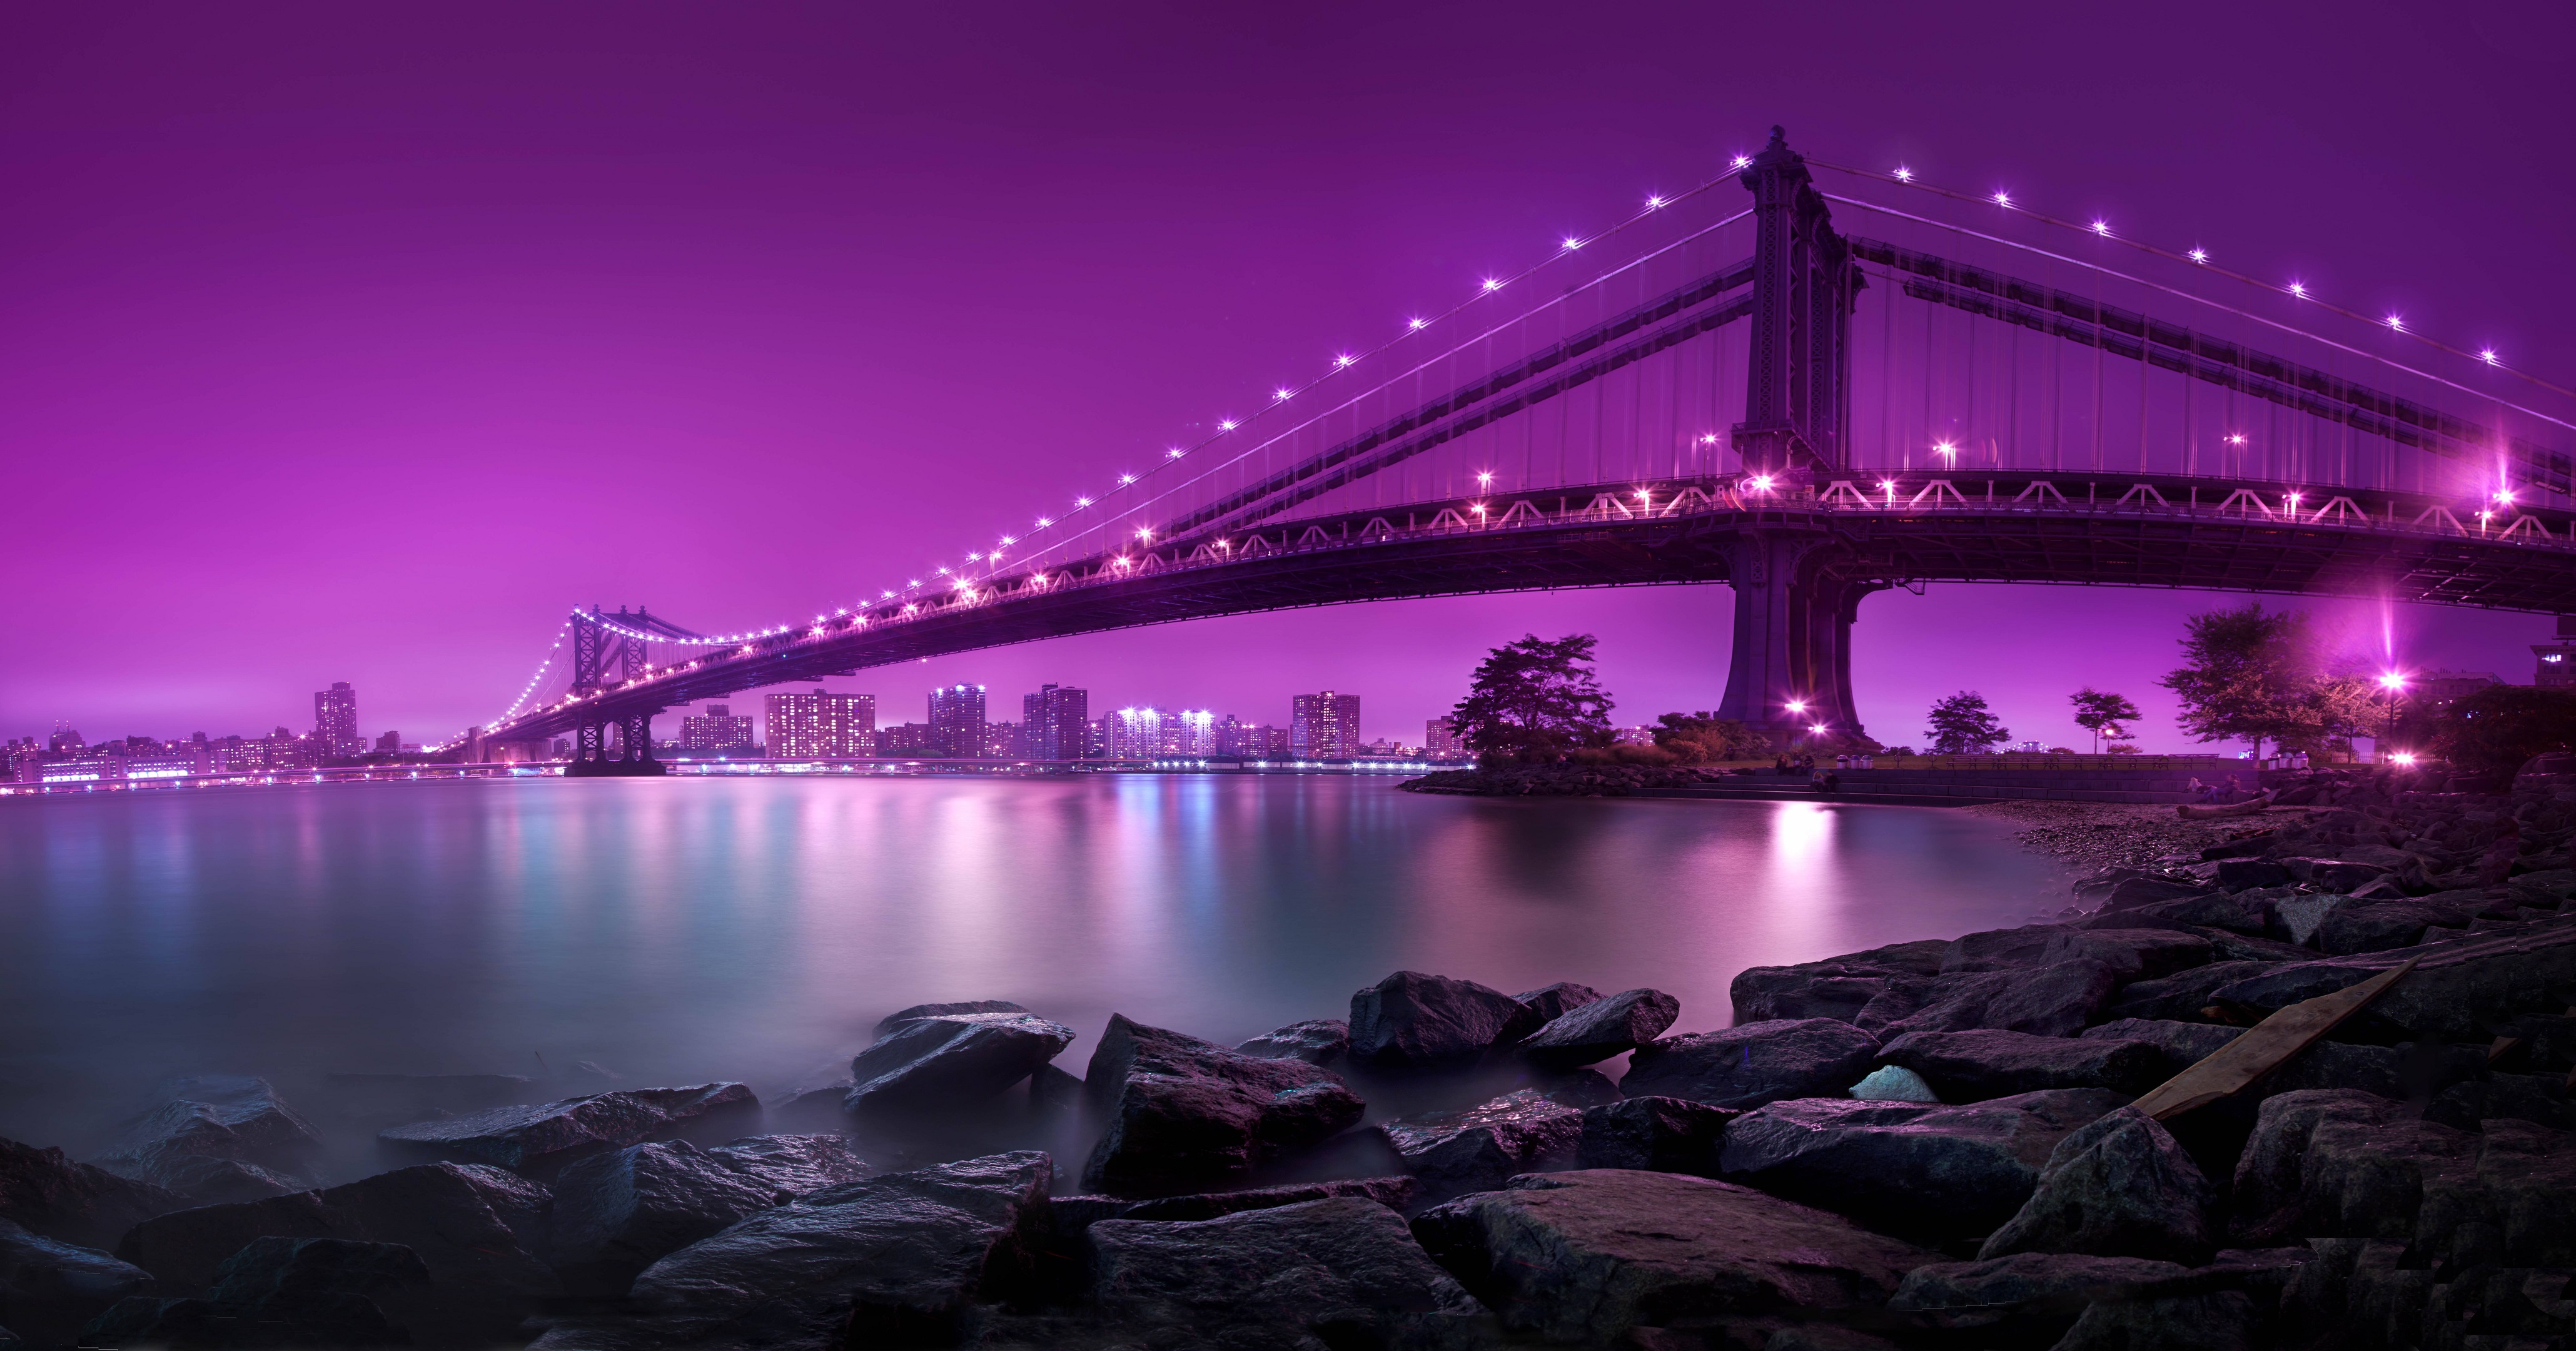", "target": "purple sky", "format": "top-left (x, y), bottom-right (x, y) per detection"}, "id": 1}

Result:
top-left (8, 3), bottom-right (2573, 752)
